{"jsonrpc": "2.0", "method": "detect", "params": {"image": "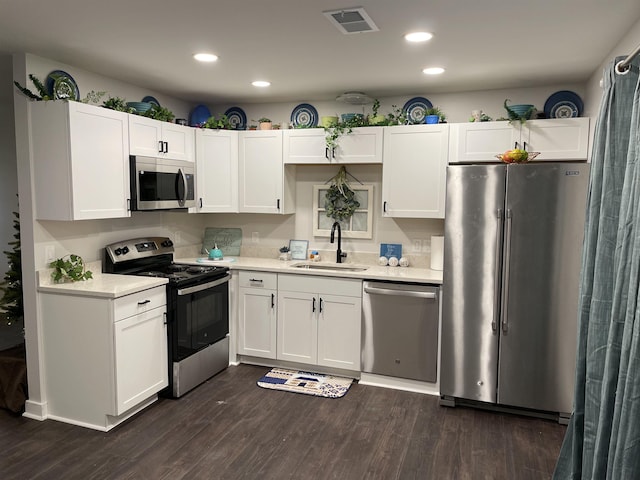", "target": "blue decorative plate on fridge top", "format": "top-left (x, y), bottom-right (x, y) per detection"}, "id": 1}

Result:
top-left (45, 70), bottom-right (80, 101)
top-left (142, 96), bottom-right (160, 107)
top-left (291, 103), bottom-right (318, 128)
top-left (544, 90), bottom-right (583, 118)
top-left (403, 96), bottom-right (433, 124)
top-left (224, 106), bottom-right (247, 130)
